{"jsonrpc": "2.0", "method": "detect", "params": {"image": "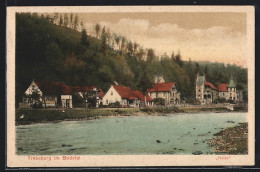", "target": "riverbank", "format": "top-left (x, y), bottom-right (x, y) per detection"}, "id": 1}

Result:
top-left (15, 106), bottom-right (243, 125)
top-left (207, 122), bottom-right (248, 154)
